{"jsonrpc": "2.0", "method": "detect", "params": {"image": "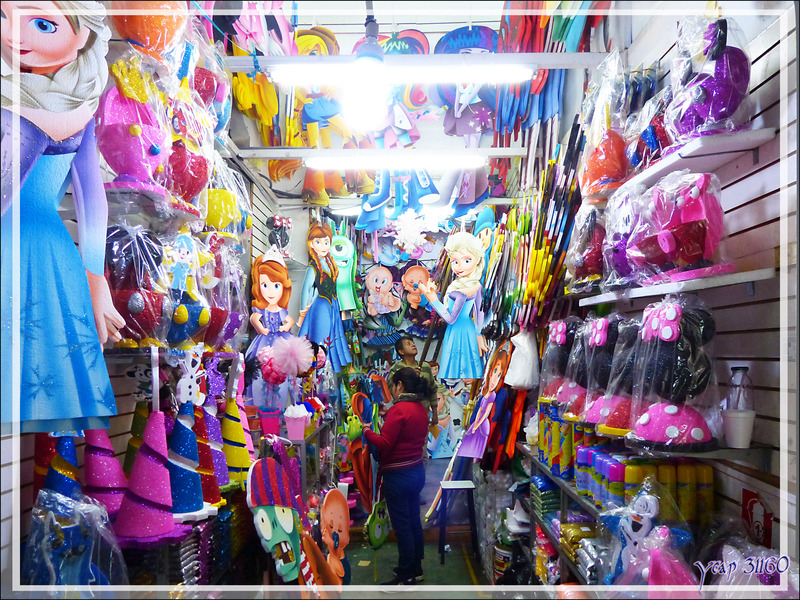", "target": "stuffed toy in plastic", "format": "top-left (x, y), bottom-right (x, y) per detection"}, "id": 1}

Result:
top-left (627, 295), bottom-right (719, 452)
